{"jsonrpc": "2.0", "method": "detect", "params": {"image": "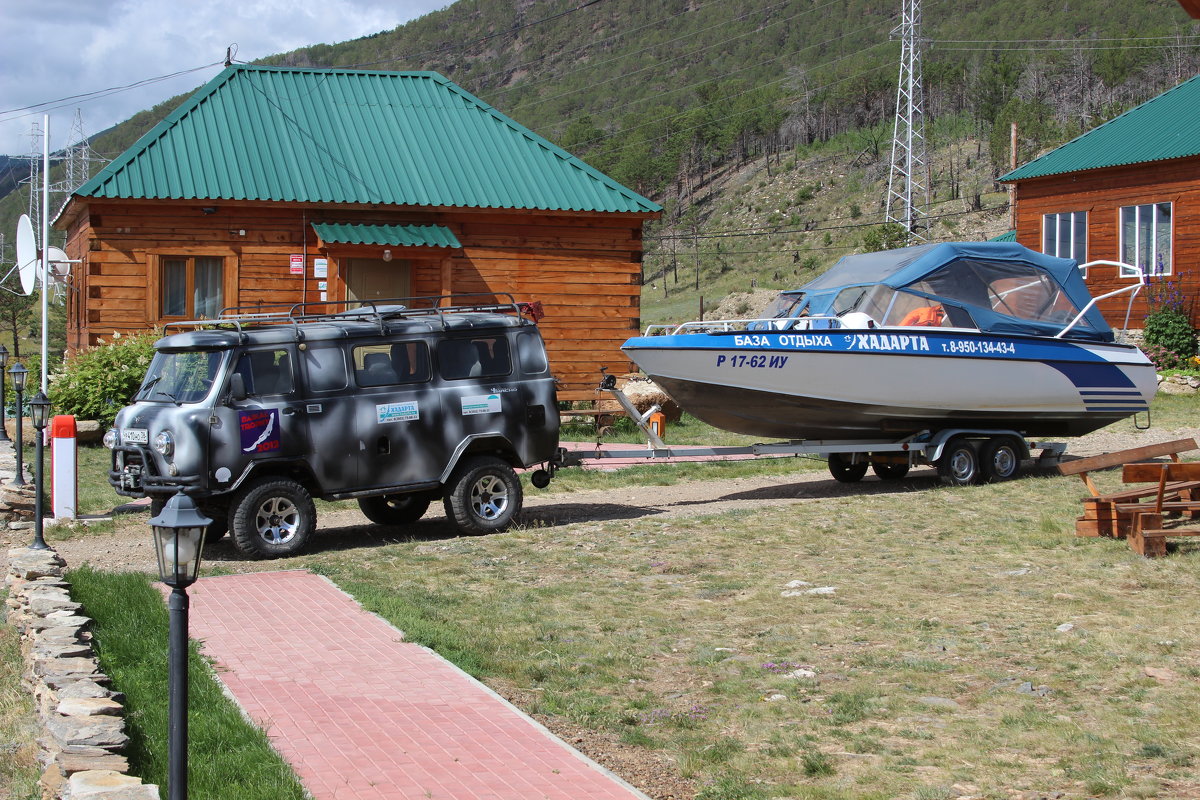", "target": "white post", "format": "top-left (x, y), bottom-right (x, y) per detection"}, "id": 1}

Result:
top-left (51, 415), bottom-right (77, 520)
